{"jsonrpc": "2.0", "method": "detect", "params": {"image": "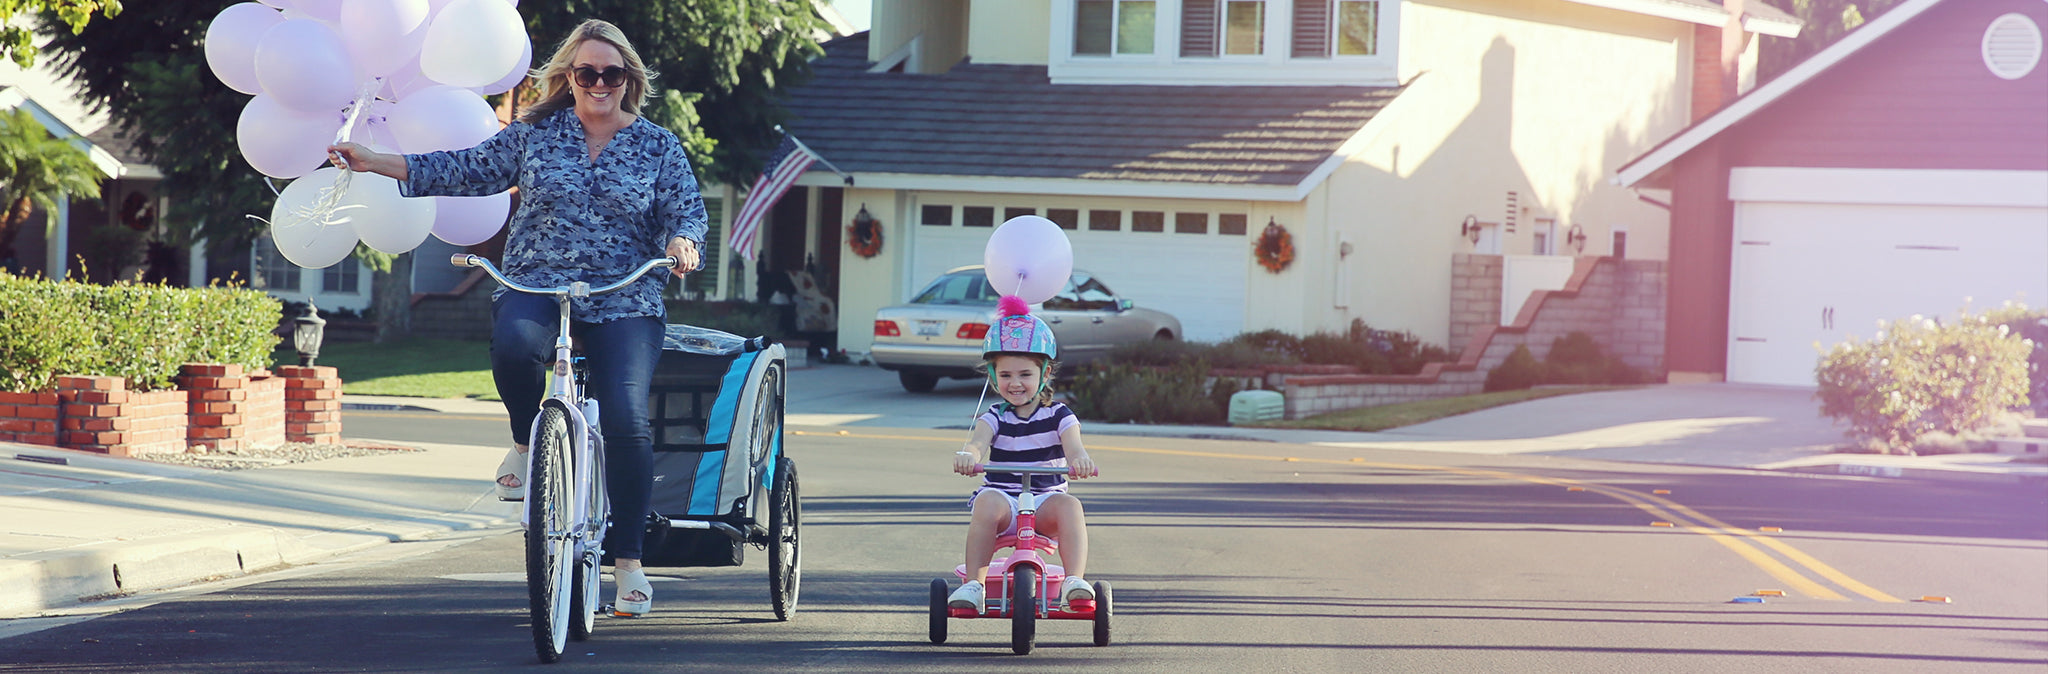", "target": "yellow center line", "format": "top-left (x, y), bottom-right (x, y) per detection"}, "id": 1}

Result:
top-left (796, 428), bottom-right (1894, 601)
